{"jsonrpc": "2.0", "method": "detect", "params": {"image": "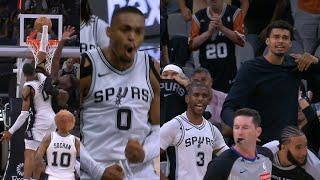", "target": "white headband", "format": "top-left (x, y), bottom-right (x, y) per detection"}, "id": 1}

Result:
top-left (162, 64), bottom-right (183, 75)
